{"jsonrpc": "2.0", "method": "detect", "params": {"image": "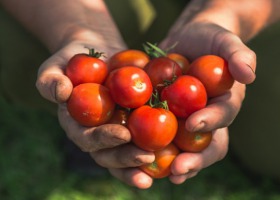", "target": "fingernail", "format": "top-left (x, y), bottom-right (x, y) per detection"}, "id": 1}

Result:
top-left (246, 64), bottom-right (256, 77)
top-left (51, 81), bottom-right (58, 102)
top-left (135, 154), bottom-right (155, 165)
top-left (191, 122), bottom-right (206, 132)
